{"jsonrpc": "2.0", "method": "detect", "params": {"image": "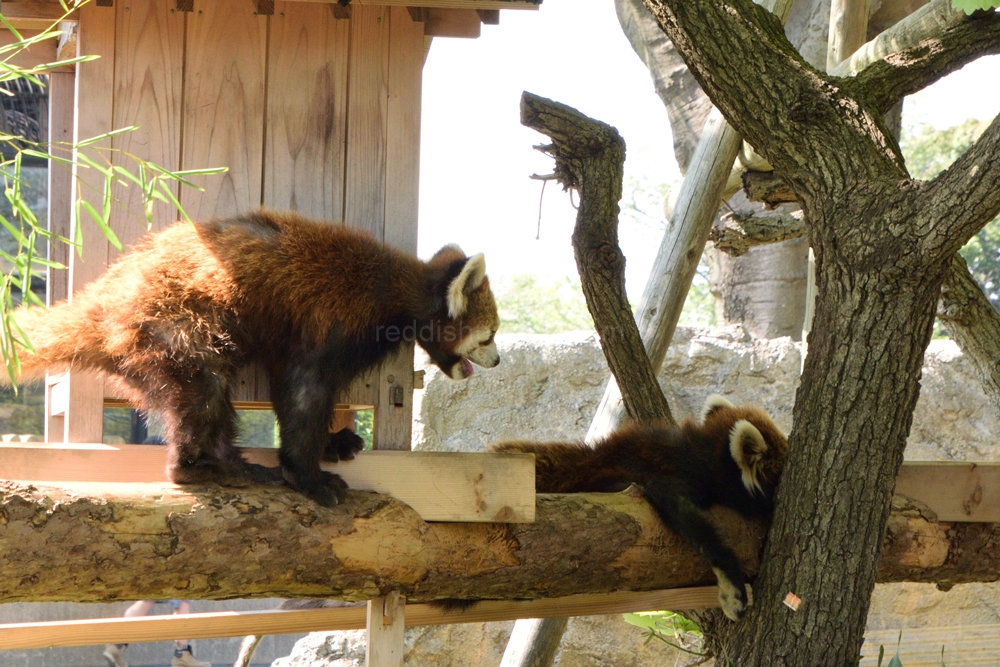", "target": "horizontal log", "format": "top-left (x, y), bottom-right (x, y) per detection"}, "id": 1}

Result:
top-left (0, 588), bottom-right (722, 649)
top-left (1, 476), bottom-right (999, 607)
top-left (0, 446), bottom-right (535, 523)
top-left (0, 481), bottom-right (768, 604)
